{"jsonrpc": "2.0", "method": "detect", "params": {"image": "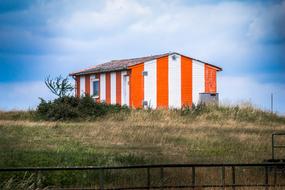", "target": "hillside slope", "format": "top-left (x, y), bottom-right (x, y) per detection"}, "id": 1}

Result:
top-left (1, 106), bottom-right (285, 167)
